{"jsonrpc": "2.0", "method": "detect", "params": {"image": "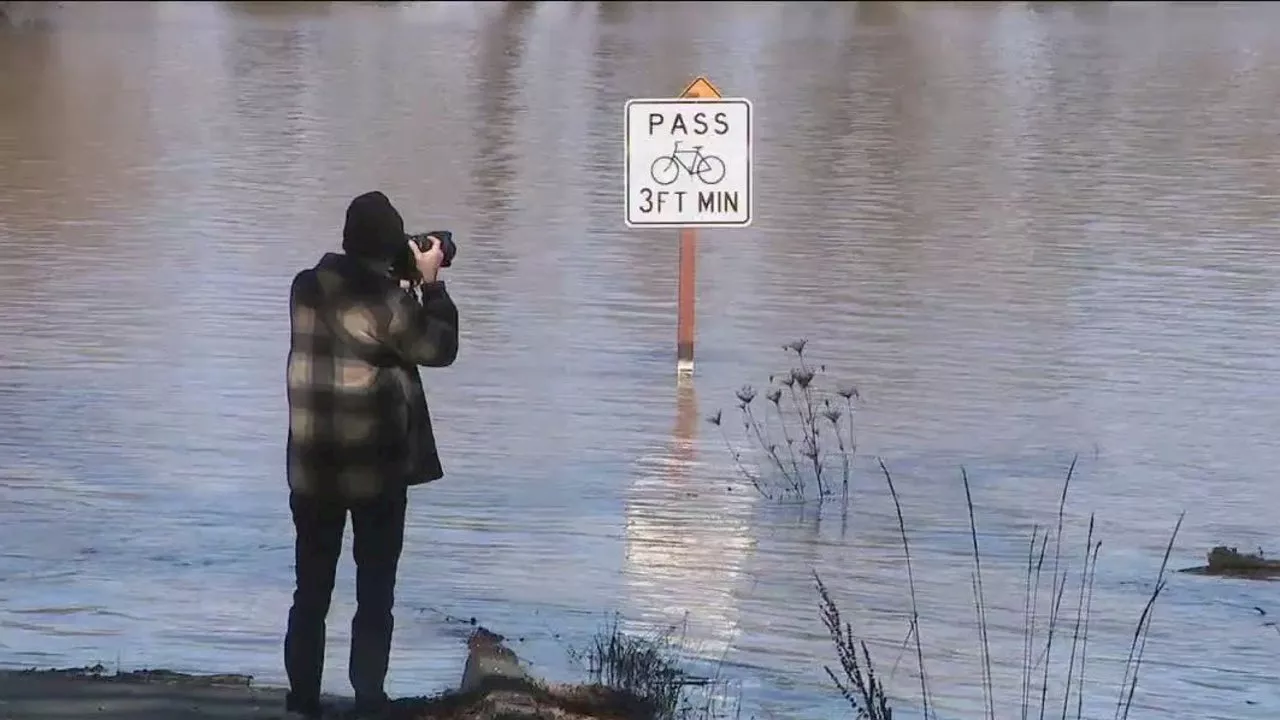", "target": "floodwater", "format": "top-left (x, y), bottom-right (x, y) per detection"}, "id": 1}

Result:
top-left (2, 2), bottom-right (1279, 718)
